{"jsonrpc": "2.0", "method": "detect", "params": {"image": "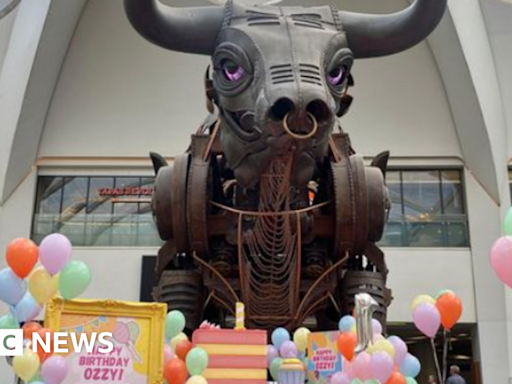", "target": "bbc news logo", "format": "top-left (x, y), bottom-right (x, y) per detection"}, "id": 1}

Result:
top-left (0, 330), bottom-right (114, 357)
